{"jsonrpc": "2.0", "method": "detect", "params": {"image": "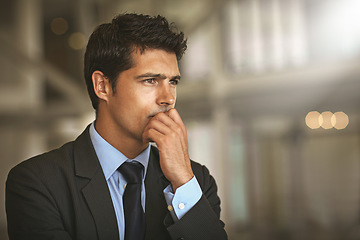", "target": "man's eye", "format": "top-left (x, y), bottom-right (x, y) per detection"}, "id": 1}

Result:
top-left (144, 79), bottom-right (156, 84)
top-left (169, 79), bottom-right (179, 85)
